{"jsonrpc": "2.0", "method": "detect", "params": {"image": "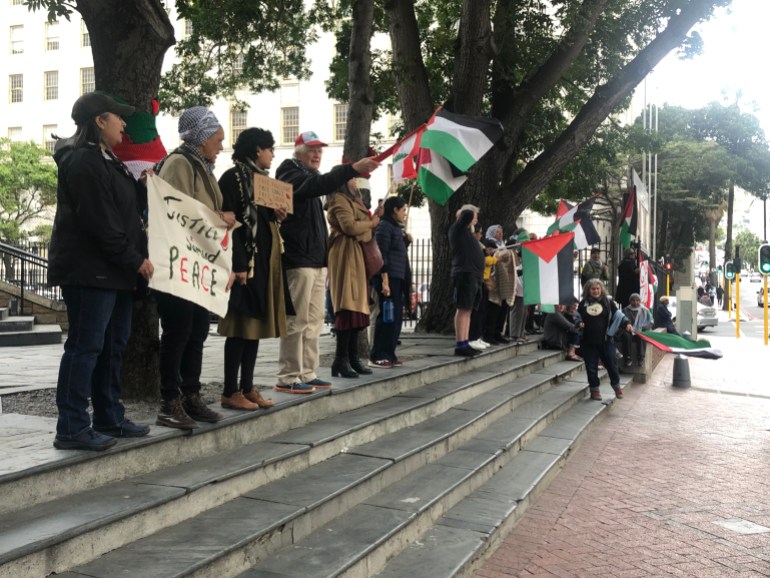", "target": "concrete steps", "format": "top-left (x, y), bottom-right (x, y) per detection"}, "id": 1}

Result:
top-left (0, 311), bottom-right (61, 347)
top-left (0, 339), bottom-right (624, 578)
